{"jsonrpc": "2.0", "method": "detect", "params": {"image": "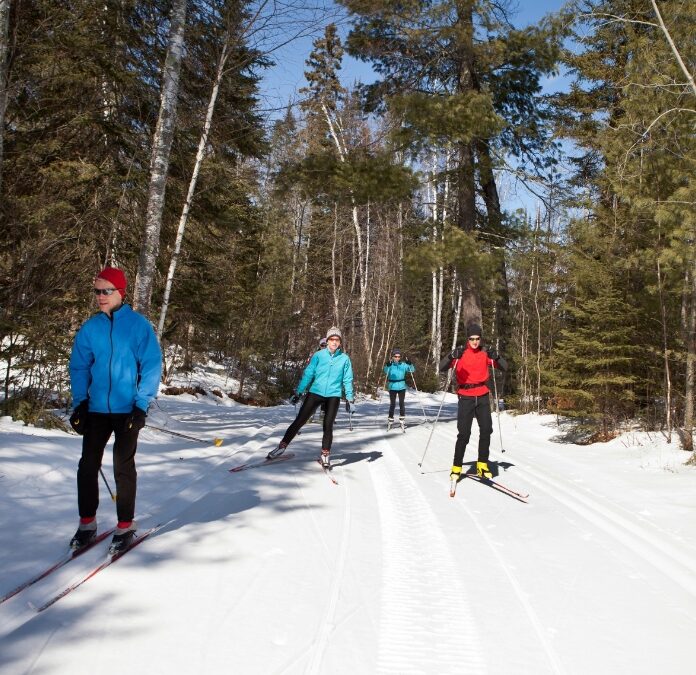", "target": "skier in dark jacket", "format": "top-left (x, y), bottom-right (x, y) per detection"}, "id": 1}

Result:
top-left (439, 323), bottom-right (506, 484)
top-left (383, 349), bottom-right (415, 430)
top-left (268, 327), bottom-right (354, 468)
top-left (68, 267), bottom-right (162, 554)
